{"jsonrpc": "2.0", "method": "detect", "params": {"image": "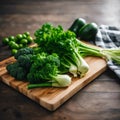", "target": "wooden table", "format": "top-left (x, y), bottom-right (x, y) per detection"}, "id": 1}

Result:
top-left (0, 0), bottom-right (120, 119)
